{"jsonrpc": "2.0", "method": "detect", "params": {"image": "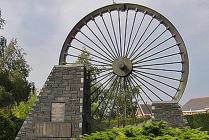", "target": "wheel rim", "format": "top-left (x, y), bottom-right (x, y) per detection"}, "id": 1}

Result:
top-left (59, 3), bottom-right (189, 118)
